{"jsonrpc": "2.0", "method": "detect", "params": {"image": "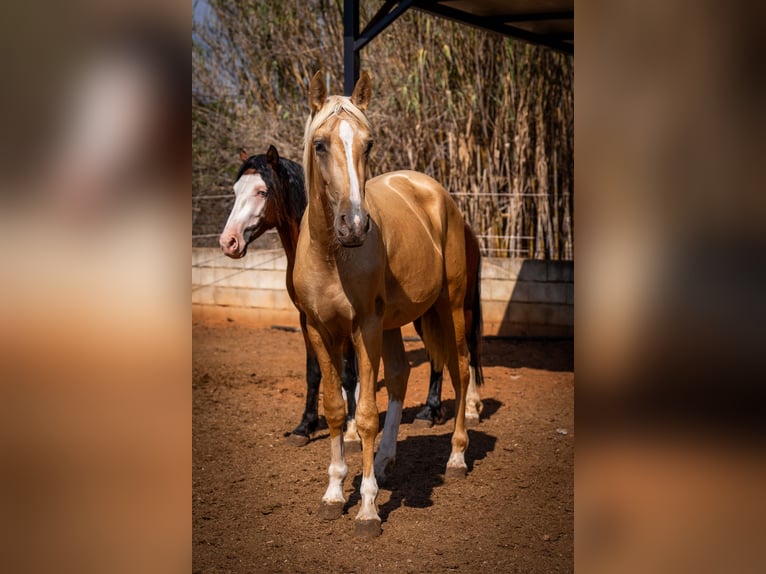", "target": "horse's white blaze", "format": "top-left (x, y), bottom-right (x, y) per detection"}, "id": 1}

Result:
top-left (339, 120), bottom-right (361, 210)
top-left (225, 173), bottom-right (267, 231)
top-left (374, 399), bottom-right (402, 479)
top-left (322, 434), bottom-right (347, 503)
top-left (356, 473), bottom-right (379, 522)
